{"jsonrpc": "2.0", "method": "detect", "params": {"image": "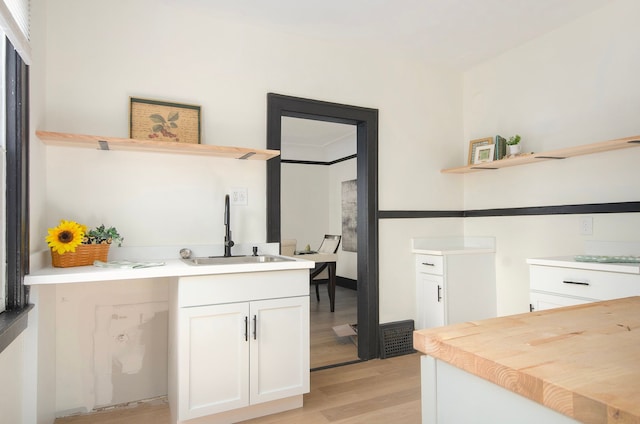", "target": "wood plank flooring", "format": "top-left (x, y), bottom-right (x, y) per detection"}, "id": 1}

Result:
top-left (55, 286), bottom-right (422, 423)
top-left (311, 285), bottom-right (359, 369)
